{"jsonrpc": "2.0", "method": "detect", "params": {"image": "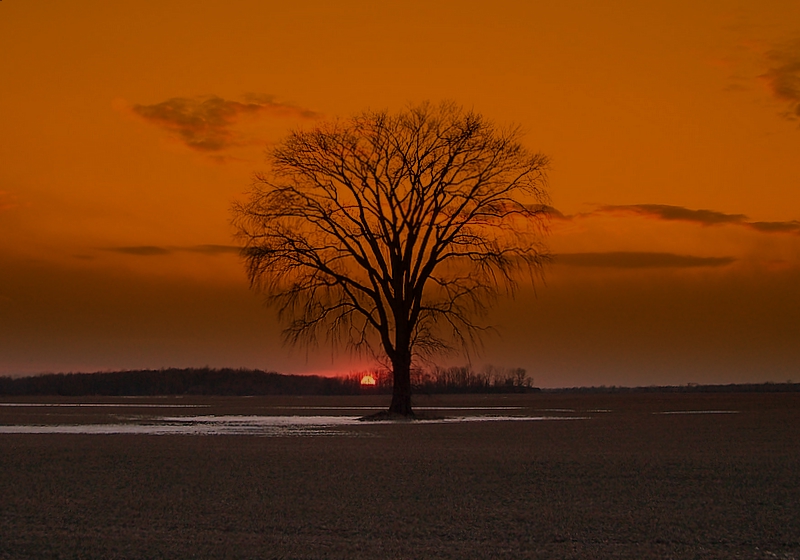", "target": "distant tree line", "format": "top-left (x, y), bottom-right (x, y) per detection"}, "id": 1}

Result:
top-left (542, 383), bottom-right (800, 394)
top-left (0, 366), bottom-right (538, 397)
top-left (418, 365), bottom-right (536, 394)
top-left (2, 368), bottom-right (794, 397)
top-left (0, 368), bottom-right (361, 397)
